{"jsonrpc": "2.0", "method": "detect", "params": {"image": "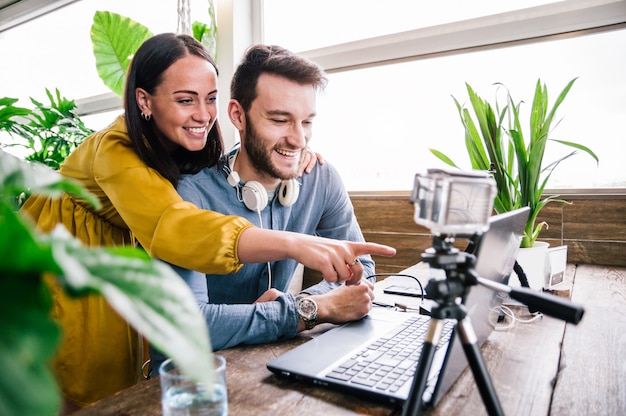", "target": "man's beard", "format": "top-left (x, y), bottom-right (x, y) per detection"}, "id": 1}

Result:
top-left (243, 119), bottom-right (302, 180)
